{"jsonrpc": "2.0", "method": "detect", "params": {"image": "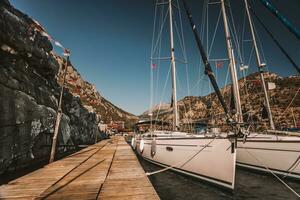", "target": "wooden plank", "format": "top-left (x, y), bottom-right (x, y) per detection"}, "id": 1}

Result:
top-left (0, 137), bottom-right (159, 199)
top-left (98, 139), bottom-right (159, 200)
